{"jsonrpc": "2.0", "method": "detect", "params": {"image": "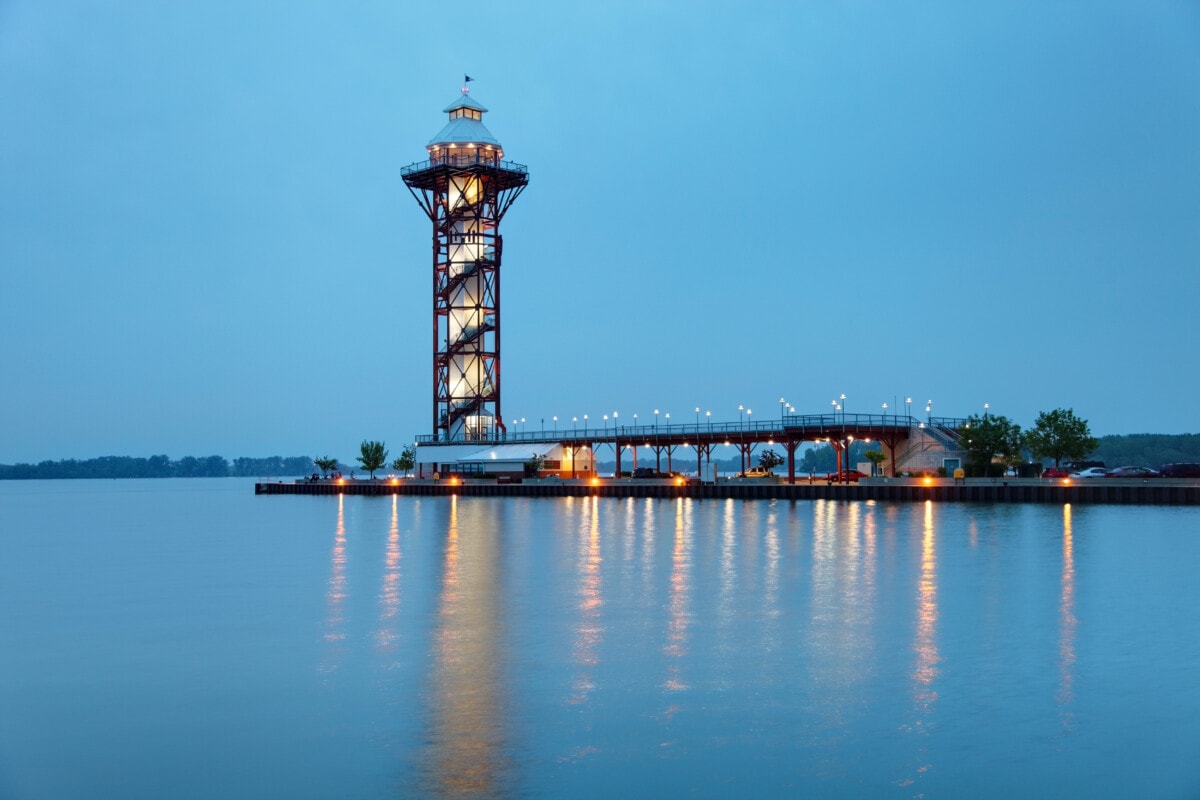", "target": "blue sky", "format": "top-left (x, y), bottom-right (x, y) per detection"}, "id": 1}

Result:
top-left (2, 2), bottom-right (1198, 462)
